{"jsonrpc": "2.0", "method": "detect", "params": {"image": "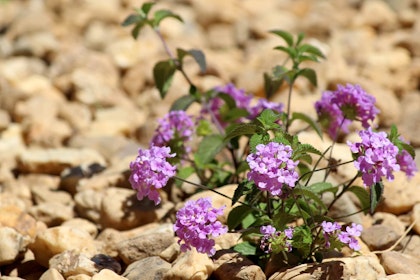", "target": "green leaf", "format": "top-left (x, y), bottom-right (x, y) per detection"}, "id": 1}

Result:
top-left (370, 182), bottom-right (384, 214)
top-left (293, 187), bottom-right (327, 212)
top-left (299, 44), bottom-right (326, 59)
top-left (297, 68), bottom-right (317, 87)
top-left (272, 212), bottom-right (296, 230)
top-left (227, 205), bottom-right (253, 230)
top-left (194, 134), bottom-right (225, 167)
top-left (270, 30), bottom-right (294, 47)
top-left (196, 119), bottom-right (213, 136)
top-left (296, 33), bottom-right (305, 46)
top-left (153, 9), bottom-right (183, 27)
top-left (232, 180), bottom-right (253, 206)
top-left (249, 134), bottom-right (266, 153)
top-left (274, 46), bottom-right (296, 59)
top-left (306, 182), bottom-right (338, 195)
top-left (291, 112), bottom-right (323, 139)
top-left (257, 109), bottom-right (281, 129)
top-left (170, 94), bottom-right (196, 111)
top-left (348, 186), bottom-right (370, 214)
top-left (224, 123), bottom-right (259, 142)
top-left (121, 14), bottom-right (142, 26)
top-left (140, 2), bottom-right (155, 17)
top-left (153, 60), bottom-right (177, 99)
top-left (233, 242), bottom-right (257, 256)
top-left (291, 225), bottom-right (312, 257)
top-left (216, 92), bottom-right (237, 109)
top-left (177, 48), bottom-right (206, 73)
